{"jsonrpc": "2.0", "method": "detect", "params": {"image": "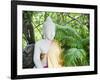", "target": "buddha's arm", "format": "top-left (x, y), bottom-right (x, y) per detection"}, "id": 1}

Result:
top-left (34, 43), bottom-right (43, 68)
